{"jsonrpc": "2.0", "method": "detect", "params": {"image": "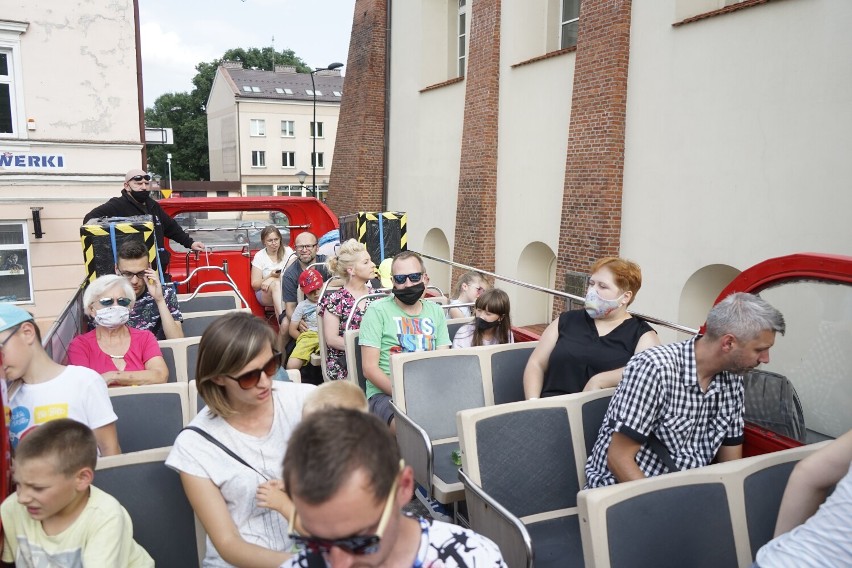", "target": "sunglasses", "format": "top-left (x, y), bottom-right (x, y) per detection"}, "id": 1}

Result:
top-left (391, 272), bottom-right (423, 285)
top-left (97, 297), bottom-right (132, 308)
top-left (129, 175), bottom-right (151, 182)
top-left (119, 270), bottom-right (148, 281)
top-left (288, 462), bottom-right (402, 555)
top-left (223, 352), bottom-right (282, 389)
top-left (0, 324), bottom-right (22, 351)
